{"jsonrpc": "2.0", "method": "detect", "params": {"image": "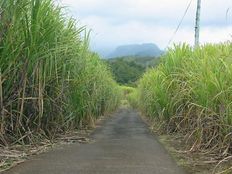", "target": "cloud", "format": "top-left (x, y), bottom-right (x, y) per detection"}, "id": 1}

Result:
top-left (59, 0), bottom-right (232, 52)
top-left (61, 0), bottom-right (232, 25)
